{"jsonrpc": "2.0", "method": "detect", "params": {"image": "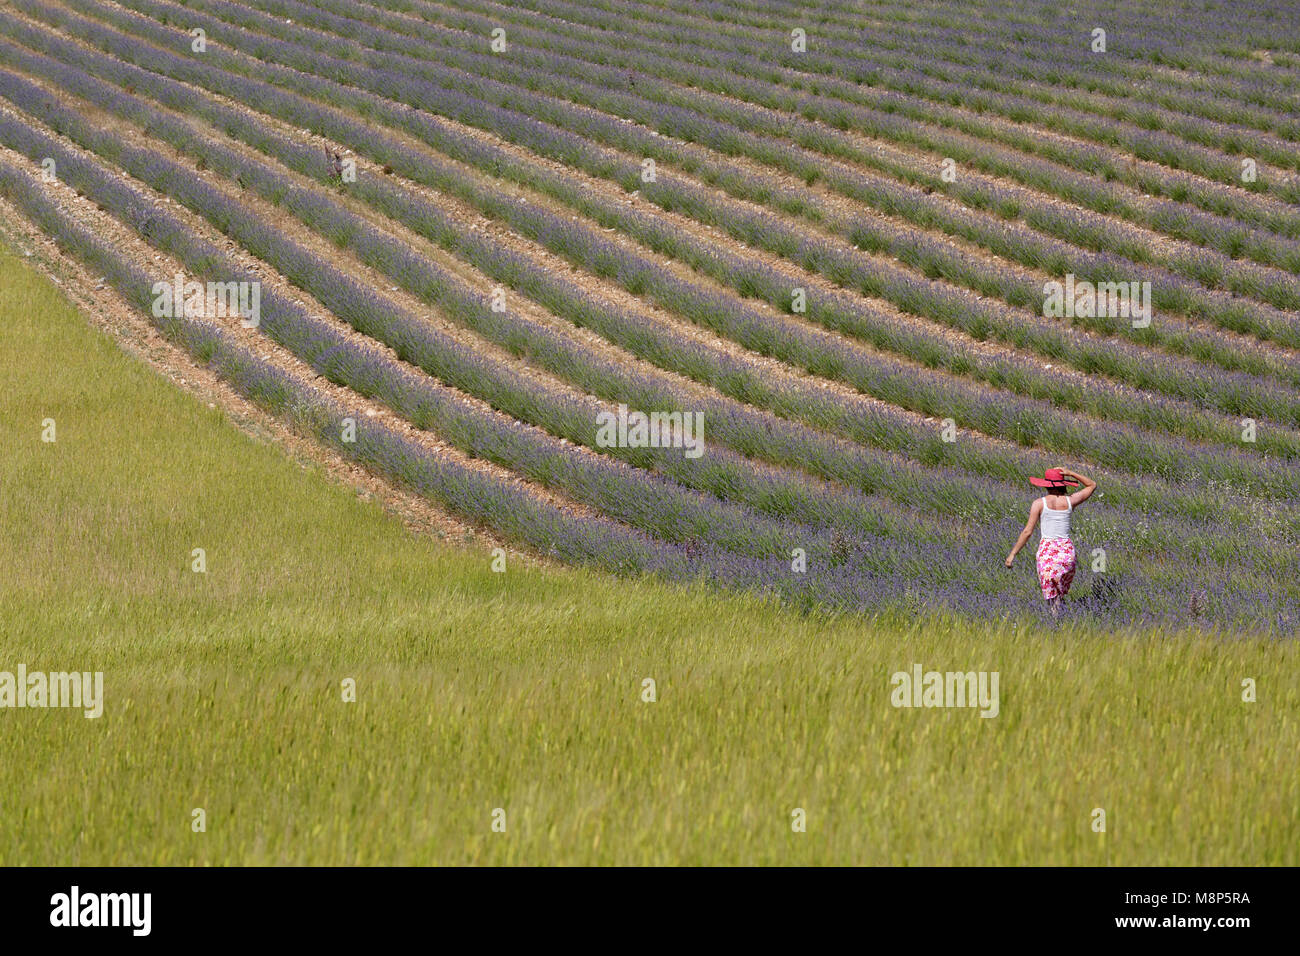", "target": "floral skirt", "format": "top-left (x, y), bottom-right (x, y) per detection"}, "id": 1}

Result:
top-left (1036, 536), bottom-right (1076, 600)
